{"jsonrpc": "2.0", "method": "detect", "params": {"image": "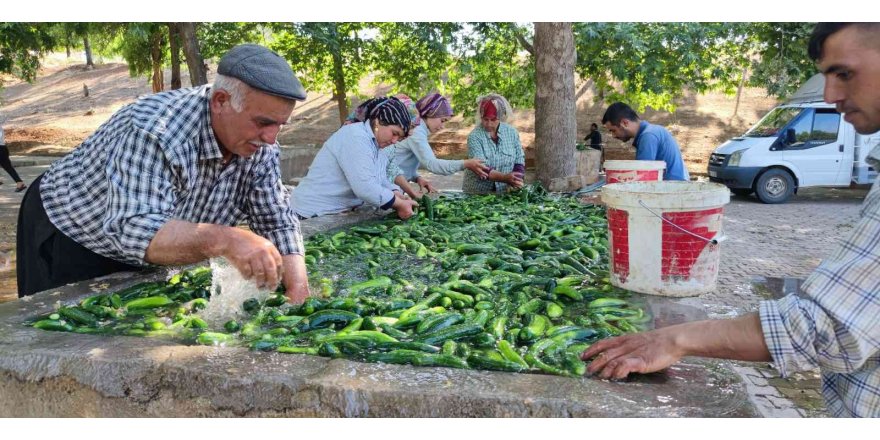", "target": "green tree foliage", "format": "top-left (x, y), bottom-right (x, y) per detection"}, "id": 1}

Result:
top-left (269, 22), bottom-right (373, 123)
top-left (743, 22), bottom-right (815, 98)
top-left (448, 23), bottom-right (536, 115)
top-left (573, 22), bottom-right (752, 112)
top-left (108, 23), bottom-right (165, 80)
top-left (197, 22), bottom-right (264, 60)
top-left (368, 22), bottom-right (461, 99)
top-left (0, 23), bottom-right (56, 82)
top-left (2, 22), bottom-right (819, 119)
